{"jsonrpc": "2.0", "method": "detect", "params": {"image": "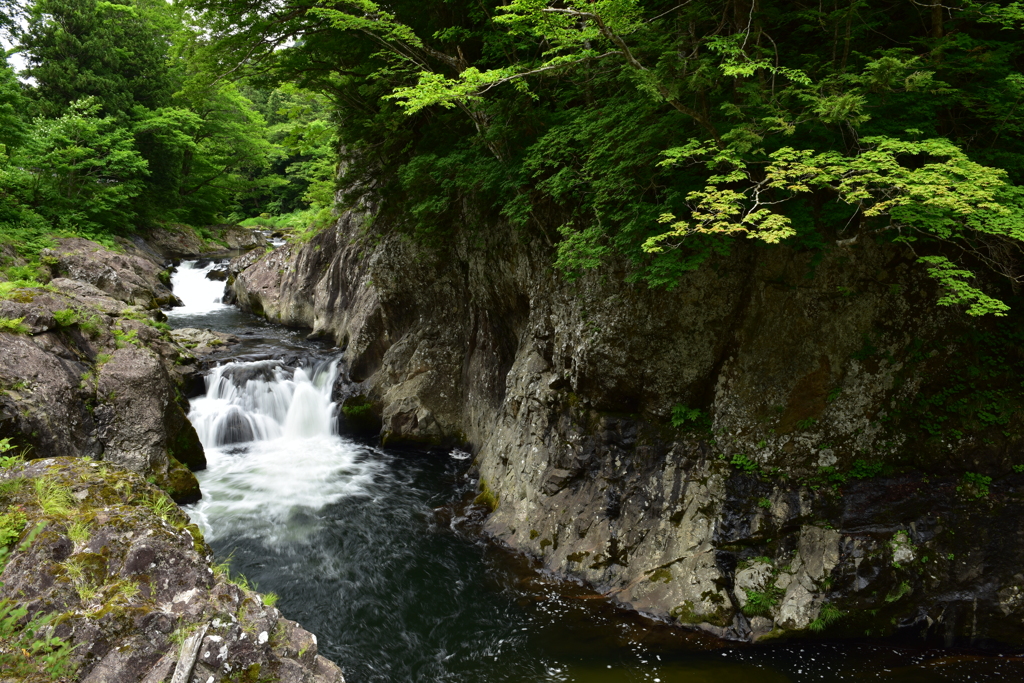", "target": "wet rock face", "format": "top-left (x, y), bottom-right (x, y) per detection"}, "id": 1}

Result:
top-left (0, 241), bottom-right (205, 501)
top-left (170, 328), bottom-right (240, 358)
top-left (229, 206), bottom-right (1024, 645)
top-left (0, 458), bottom-right (344, 683)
